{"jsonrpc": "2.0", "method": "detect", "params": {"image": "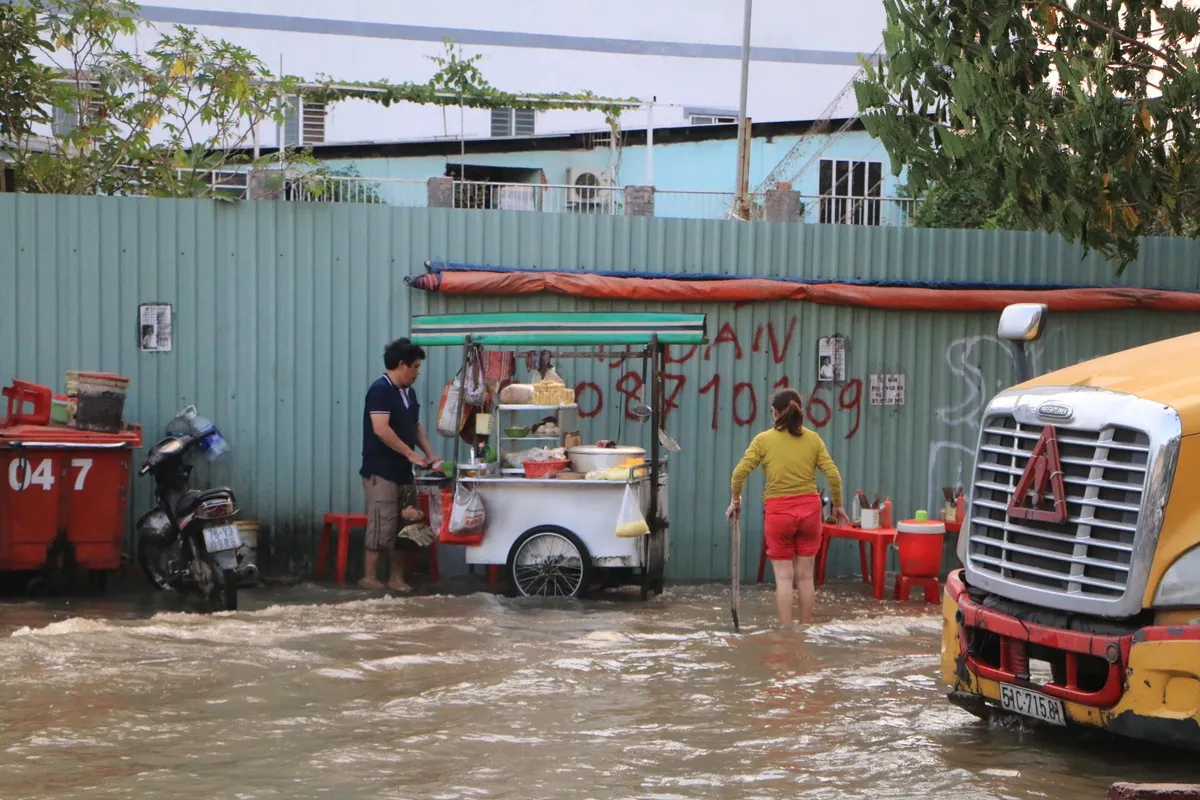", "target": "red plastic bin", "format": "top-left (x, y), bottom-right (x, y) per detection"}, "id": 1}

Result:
top-left (895, 519), bottom-right (946, 578)
top-left (0, 422), bottom-right (143, 574)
